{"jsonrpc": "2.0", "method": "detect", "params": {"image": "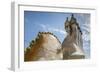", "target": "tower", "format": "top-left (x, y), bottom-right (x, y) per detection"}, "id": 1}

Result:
top-left (62, 14), bottom-right (85, 59)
